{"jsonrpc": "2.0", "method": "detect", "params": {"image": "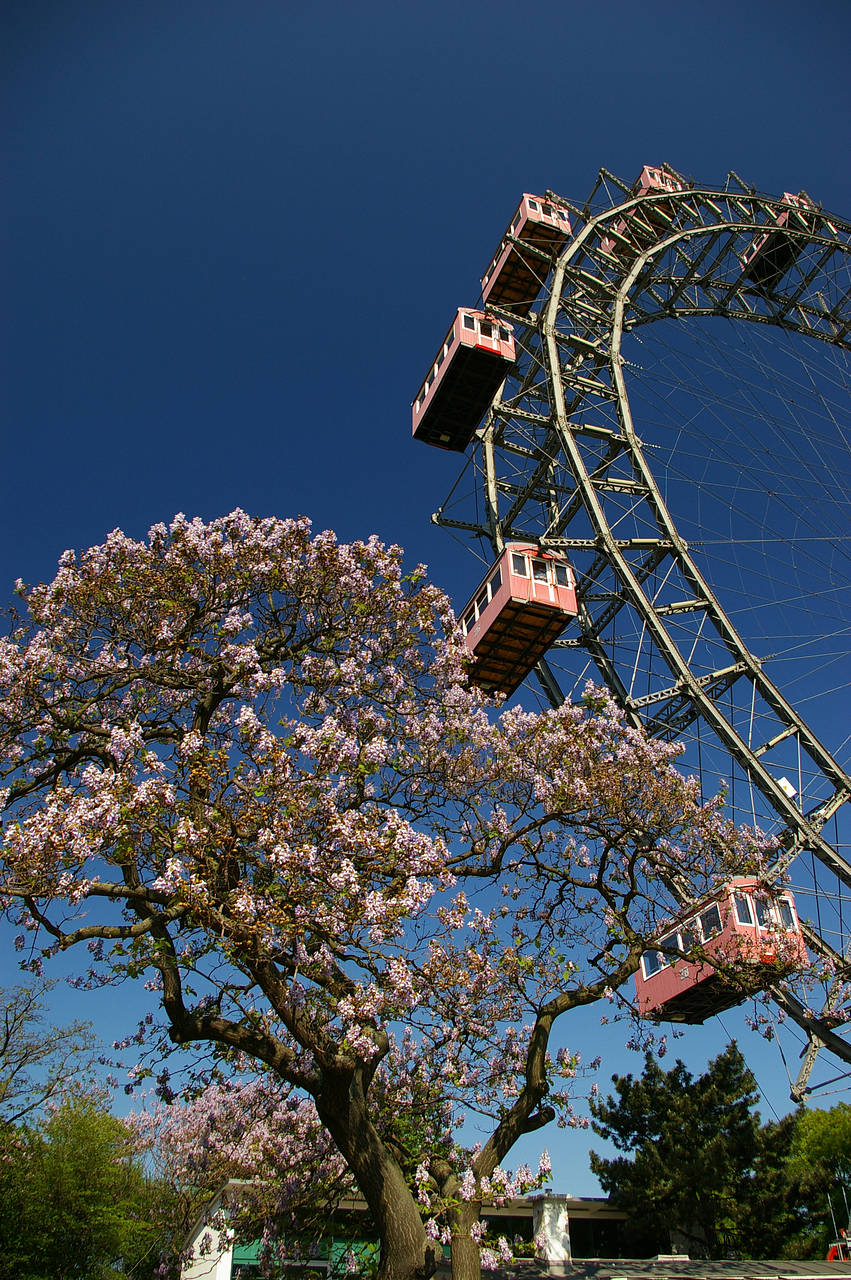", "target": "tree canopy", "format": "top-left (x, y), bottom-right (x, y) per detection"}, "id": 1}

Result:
top-left (590, 1043), bottom-right (763, 1257)
top-left (589, 1045), bottom-right (848, 1261)
top-left (788, 1101), bottom-right (851, 1186)
top-left (133, 1074), bottom-right (353, 1271)
top-left (0, 1095), bottom-right (165, 1280)
top-left (0, 981), bottom-right (96, 1124)
top-left (0, 511), bottom-right (783, 1280)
